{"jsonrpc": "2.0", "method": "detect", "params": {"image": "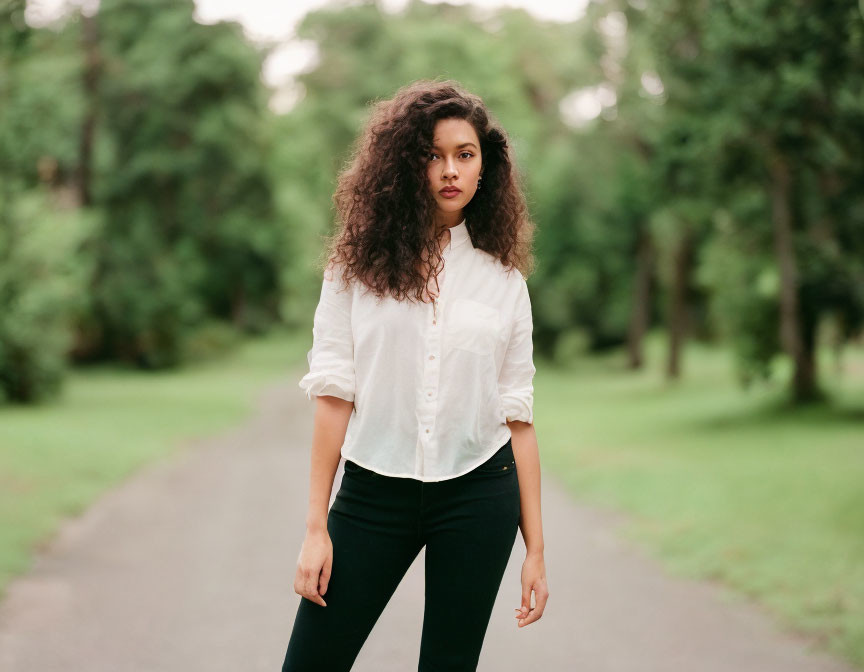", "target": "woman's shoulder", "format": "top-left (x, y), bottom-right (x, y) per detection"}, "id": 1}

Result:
top-left (475, 250), bottom-right (527, 290)
top-left (473, 248), bottom-right (519, 275)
